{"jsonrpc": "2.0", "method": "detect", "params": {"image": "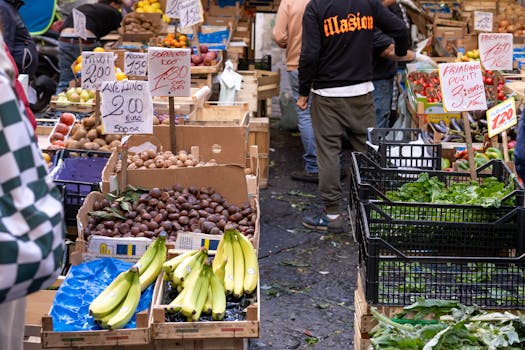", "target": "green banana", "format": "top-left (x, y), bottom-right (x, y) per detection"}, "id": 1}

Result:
top-left (213, 257), bottom-right (227, 288)
top-left (95, 298), bottom-right (124, 328)
top-left (222, 230), bottom-right (235, 295)
top-left (202, 285), bottom-right (213, 315)
top-left (89, 269), bottom-right (133, 318)
top-left (209, 268), bottom-right (226, 321)
top-left (172, 248), bottom-right (207, 286)
top-left (138, 234), bottom-right (167, 291)
top-left (190, 265), bottom-right (211, 322)
top-left (235, 230), bottom-right (259, 295)
top-left (134, 233), bottom-right (161, 276)
top-left (107, 266), bottom-right (141, 330)
top-left (231, 233), bottom-right (245, 298)
top-left (180, 267), bottom-right (205, 318)
top-left (166, 285), bottom-right (188, 313)
top-left (212, 233), bottom-right (226, 271)
top-left (163, 249), bottom-right (199, 274)
top-left (180, 252), bottom-right (206, 289)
